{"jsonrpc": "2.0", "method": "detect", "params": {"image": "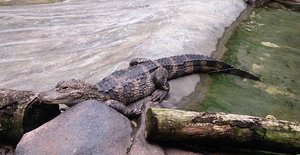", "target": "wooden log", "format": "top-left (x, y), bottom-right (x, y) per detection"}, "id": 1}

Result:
top-left (0, 89), bottom-right (60, 144)
top-left (145, 108), bottom-right (300, 154)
